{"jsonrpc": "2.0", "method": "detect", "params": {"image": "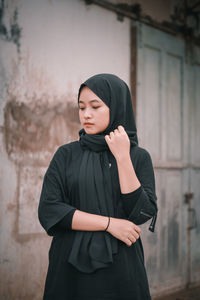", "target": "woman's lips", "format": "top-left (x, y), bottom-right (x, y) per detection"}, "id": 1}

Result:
top-left (84, 123), bottom-right (94, 126)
